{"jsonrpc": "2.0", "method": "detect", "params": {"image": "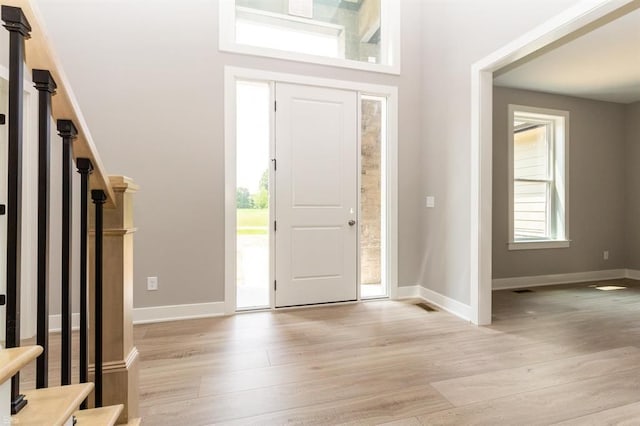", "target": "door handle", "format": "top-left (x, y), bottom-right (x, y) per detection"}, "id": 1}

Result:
top-left (348, 220), bottom-right (356, 226)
